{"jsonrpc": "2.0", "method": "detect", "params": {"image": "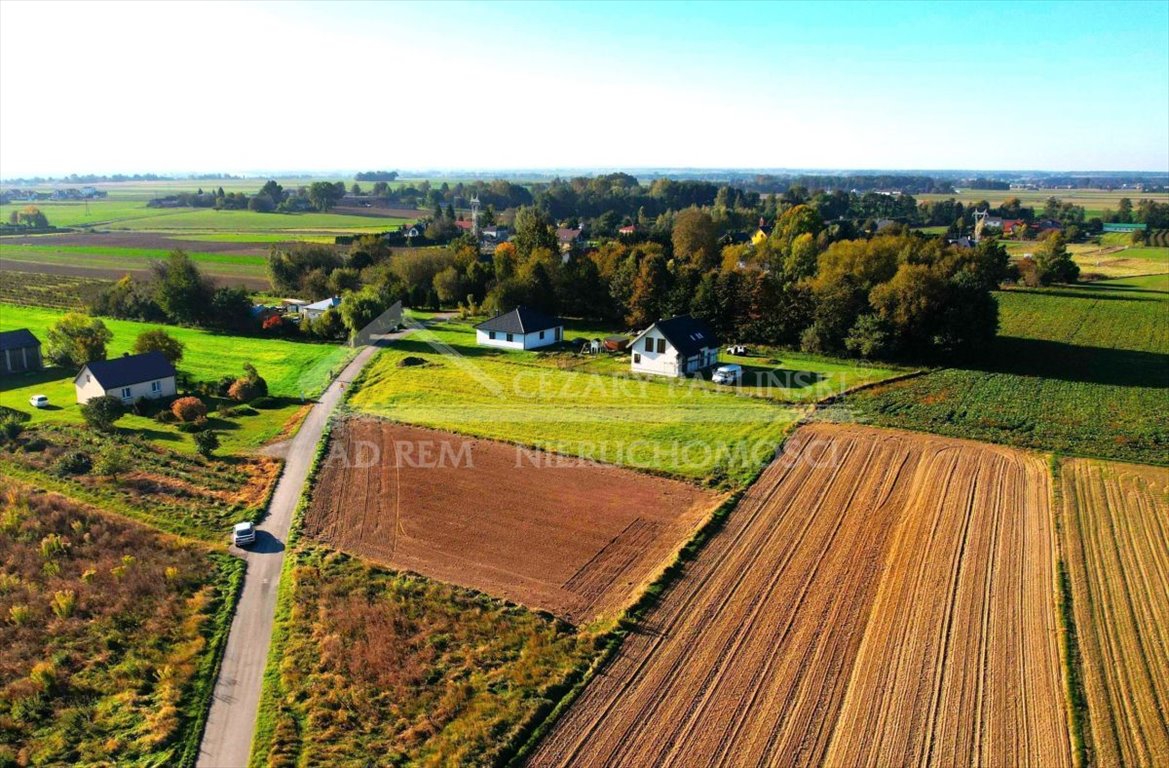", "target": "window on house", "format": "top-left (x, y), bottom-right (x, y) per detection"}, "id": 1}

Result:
top-left (121, 387), bottom-right (131, 398)
top-left (657, 338), bottom-right (666, 354)
top-left (633, 353), bottom-right (641, 364)
top-left (151, 381), bottom-right (161, 392)
top-left (506, 333), bottom-right (514, 342)
top-left (489, 331), bottom-right (496, 340)
top-left (645, 337), bottom-right (653, 352)
top-left (539, 330), bottom-right (545, 340)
